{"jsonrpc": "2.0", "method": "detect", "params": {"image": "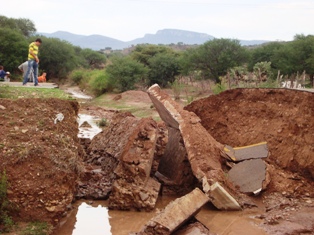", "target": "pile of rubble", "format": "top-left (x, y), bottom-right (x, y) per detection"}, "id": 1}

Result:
top-left (76, 85), bottom-right (314, 234)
